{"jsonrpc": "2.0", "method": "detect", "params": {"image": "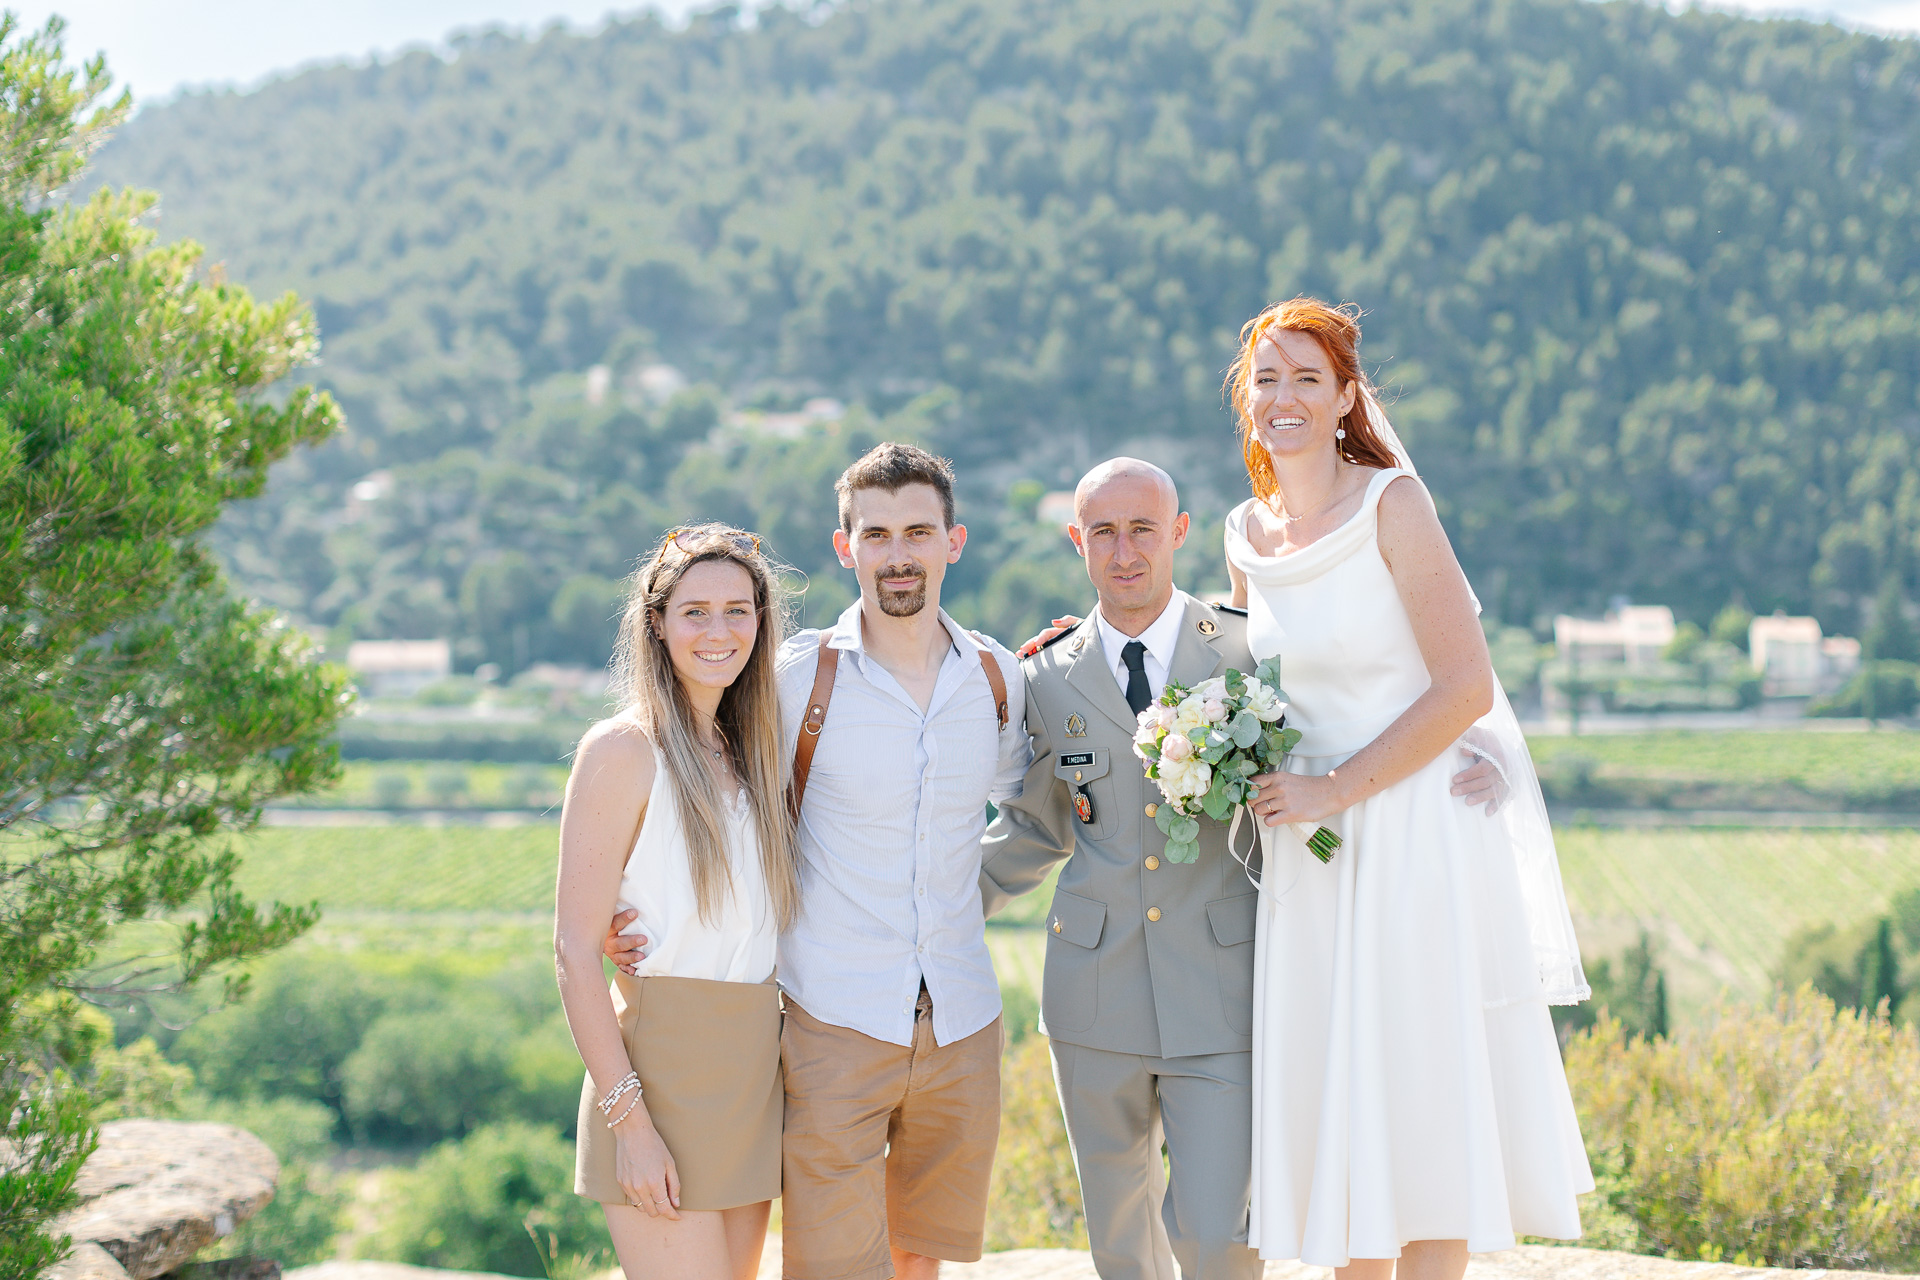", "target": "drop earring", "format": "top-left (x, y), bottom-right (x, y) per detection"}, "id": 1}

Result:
top-left (1335, 428), bottom-right (1347, 439)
